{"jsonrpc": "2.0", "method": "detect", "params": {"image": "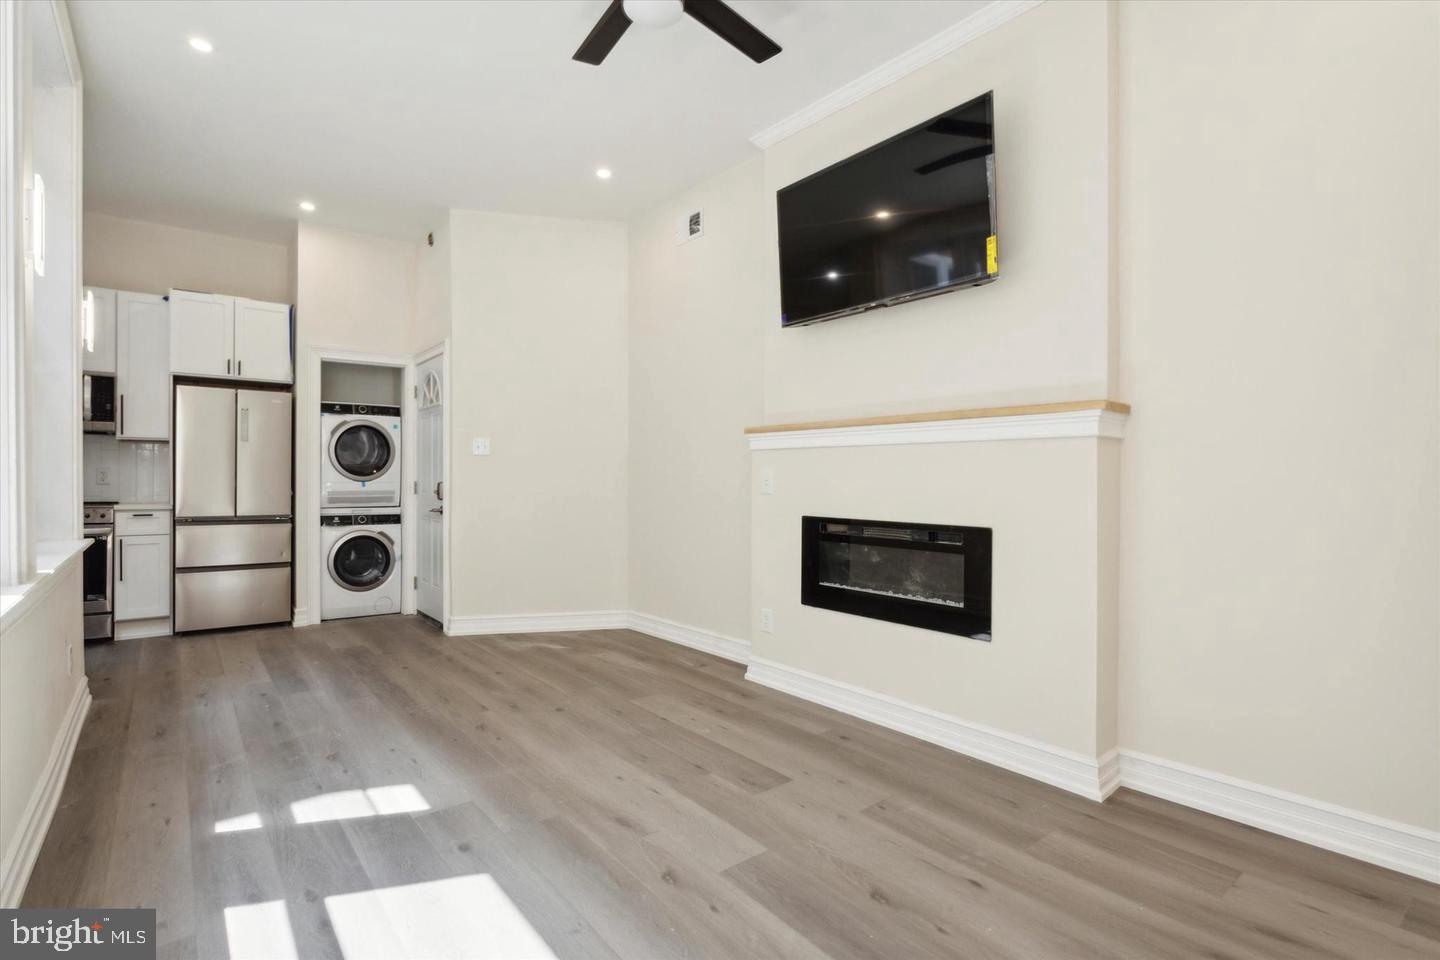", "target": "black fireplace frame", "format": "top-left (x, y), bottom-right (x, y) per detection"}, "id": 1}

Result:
top-left (800, 516), bottom-right (992, 640)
